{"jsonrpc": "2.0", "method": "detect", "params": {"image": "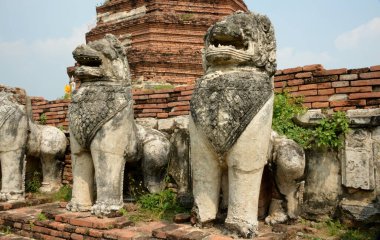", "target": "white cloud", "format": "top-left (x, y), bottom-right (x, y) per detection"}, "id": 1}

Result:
top-left (0, 24), bottom-right (90, 99)
top-left (335, 17), bottom-right (380, 50)
top-left (277, 47), bottom-right (333, 69)
top-left (0, 24), bottom-right (88, 59)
